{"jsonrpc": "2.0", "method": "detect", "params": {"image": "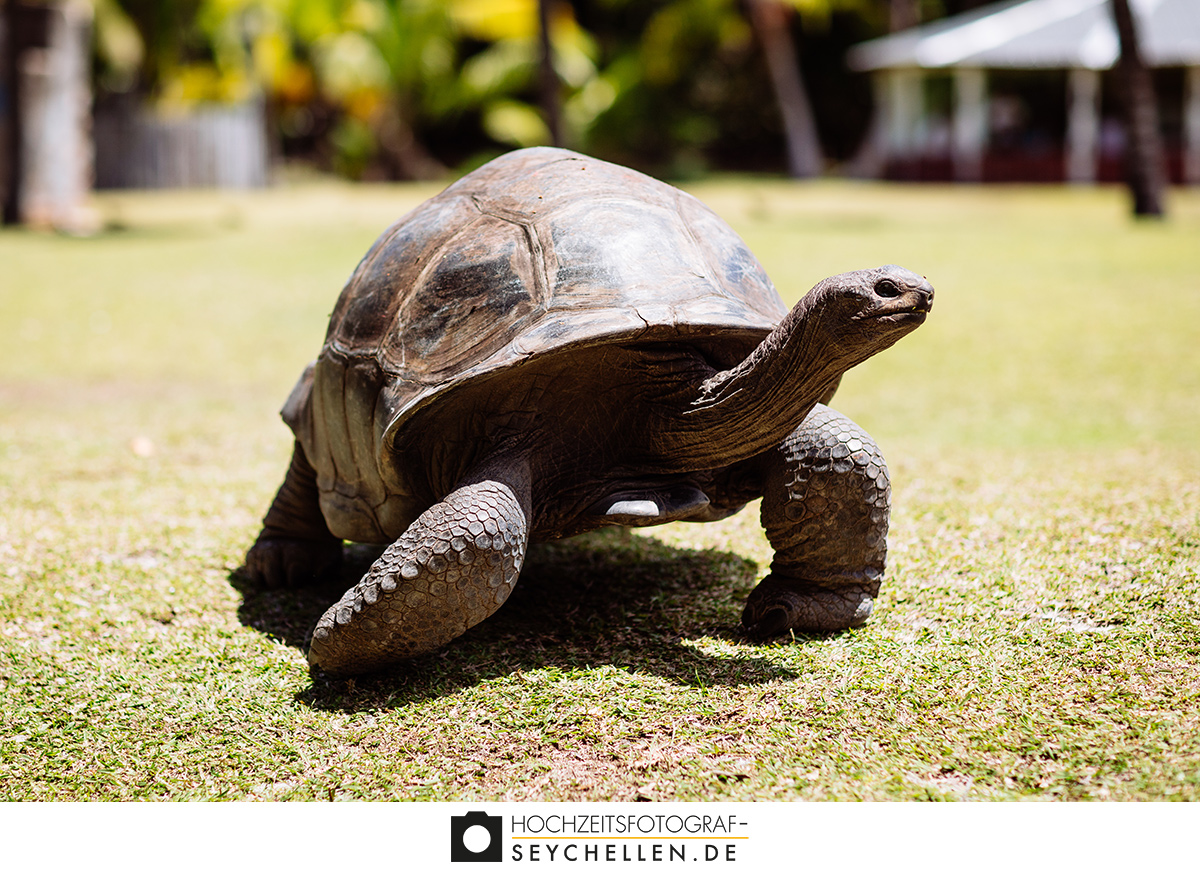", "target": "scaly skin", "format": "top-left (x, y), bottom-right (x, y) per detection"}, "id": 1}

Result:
top-left (306, 476), bottom-right (529, 677)
top-left (743, 404), bottom-right (890, 638)
top-left (245, 410), bottom-right (895, 671)
top-left (245, 443), bottom-right (342, 587)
